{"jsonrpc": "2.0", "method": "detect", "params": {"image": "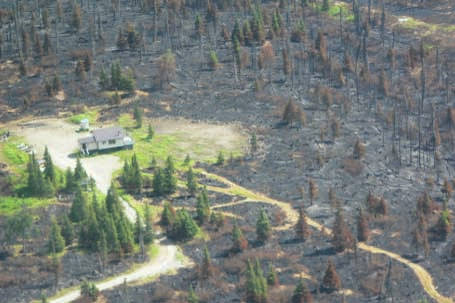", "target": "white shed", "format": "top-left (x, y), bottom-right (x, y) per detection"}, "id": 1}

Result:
top-left (80, 118), bottom-right (90, 131)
